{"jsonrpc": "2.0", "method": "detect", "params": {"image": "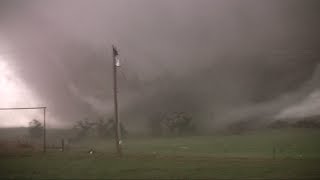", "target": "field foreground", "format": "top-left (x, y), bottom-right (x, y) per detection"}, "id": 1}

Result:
top-left (0, 153), bottom-right (320, 179)
top-left (0, 128), bottom-right (320, 179)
